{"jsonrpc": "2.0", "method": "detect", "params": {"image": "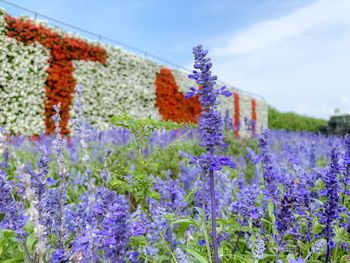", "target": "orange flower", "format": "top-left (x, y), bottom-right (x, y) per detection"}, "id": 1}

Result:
top-left (233, 92), bottom-right (240, 137)
top-left (155, 68), bottom-right (201, 123)
top-left (251, 99), bottom-right (257, 136)
top-left (5, 15), bottom-right (107, 135)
